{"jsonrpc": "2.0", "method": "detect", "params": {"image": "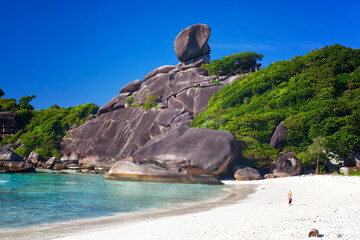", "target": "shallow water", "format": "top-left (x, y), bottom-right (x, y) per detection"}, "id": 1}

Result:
top-left (0, 170), bottom-right (228, 229)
